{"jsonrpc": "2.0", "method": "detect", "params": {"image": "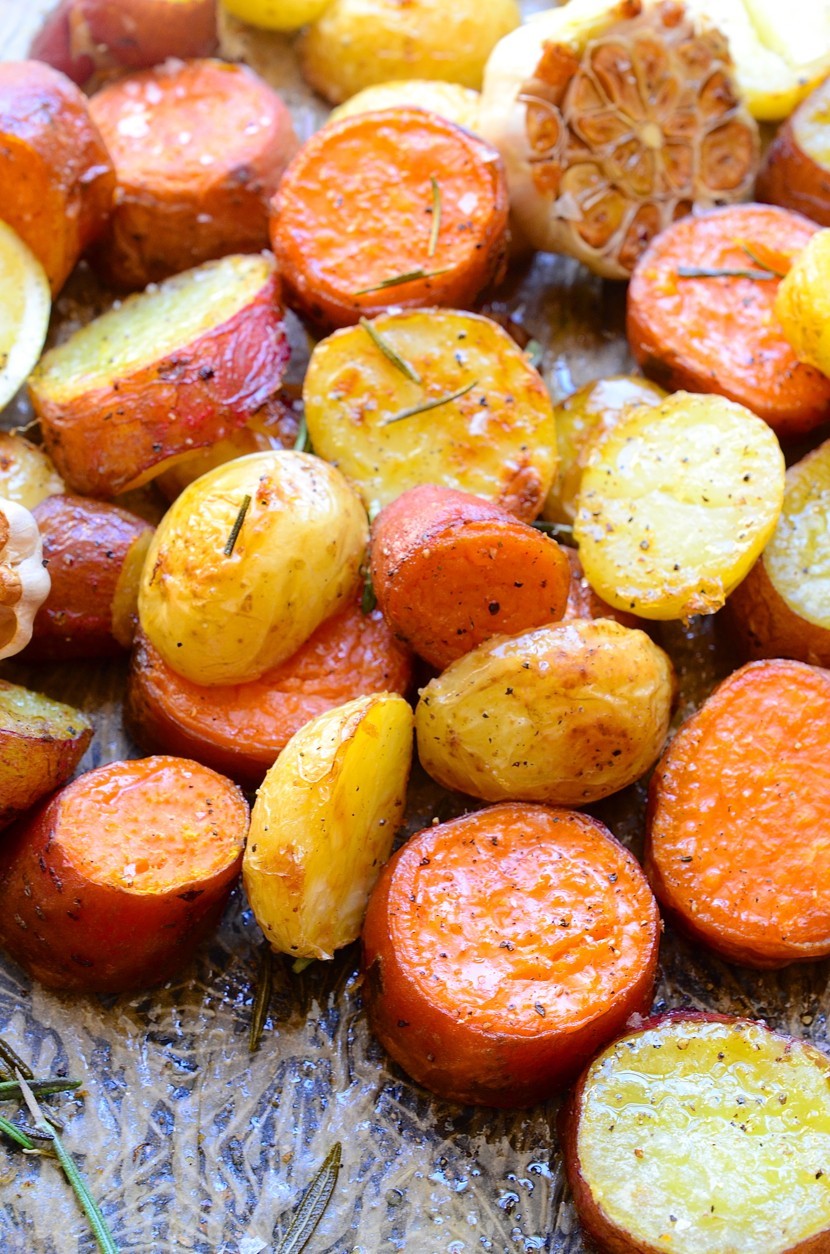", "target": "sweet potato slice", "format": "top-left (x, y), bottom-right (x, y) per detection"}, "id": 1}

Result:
top-left (270, 108), bottom-right (508, 329)
top-left (727, 437), bottom-right (830, 667)
top-left (0, 756), bottom-right (248, 992)
top-left (0, 60), bottom-right (114, 295)
top-left (0, 680), bottom-right (92, 831)
top-left (89, 59), bottom-right (298, 290)
top-left (27, 494), bottom-right (154, 660)
top-left (370, 484), bottom-right (570, 670)
top-left (125, 595), bottom-right (412, 790)
top-left (562, 1013), bottom-right (830, 1254)
top-left (362, 802), bottom-right (659, 1107)
top-left (645, 659), bottom-right (830, 968)
top-left (757, 75), bottom-right (830, 227)
top-left (29, 253), bottom-right (289, 498)
top-left (627, 203), bottom-right (830, 439)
